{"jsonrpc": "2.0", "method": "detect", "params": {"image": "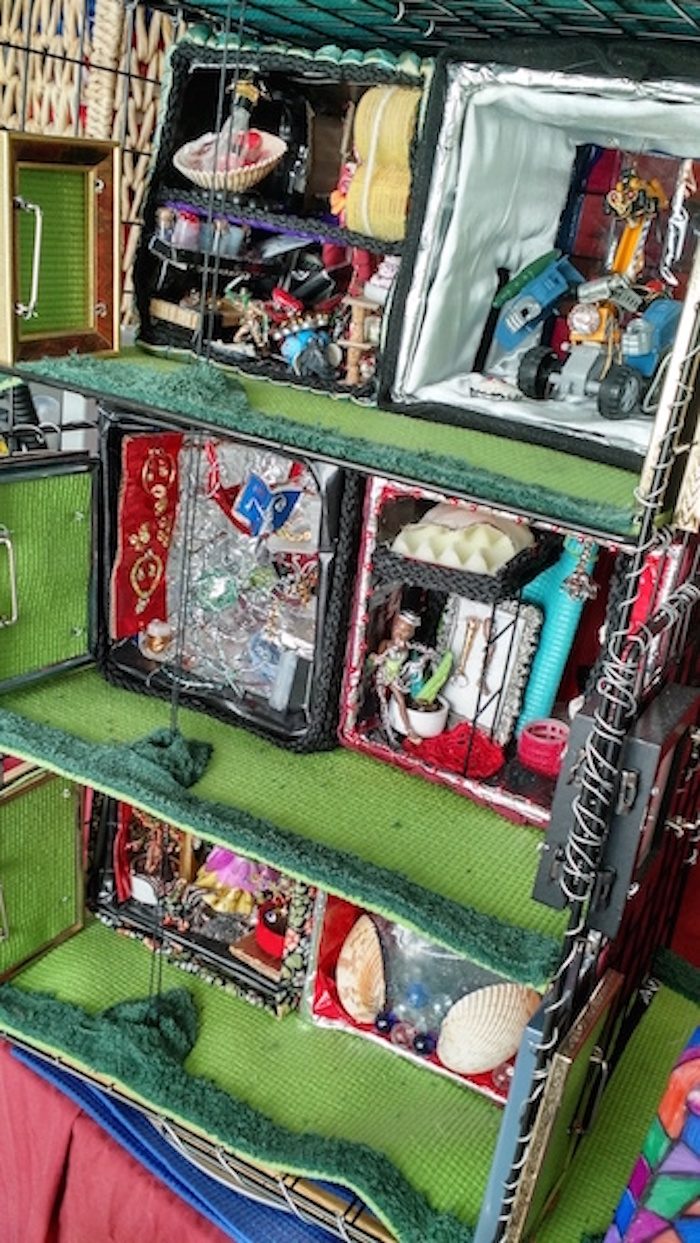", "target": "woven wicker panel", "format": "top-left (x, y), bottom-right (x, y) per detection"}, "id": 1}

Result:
top-left (0, 0), bottom-right (179, 327)
top-left (0, 0), bottom-right (87, 134)
top-left (104, 5), bottom-right (180, 325)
